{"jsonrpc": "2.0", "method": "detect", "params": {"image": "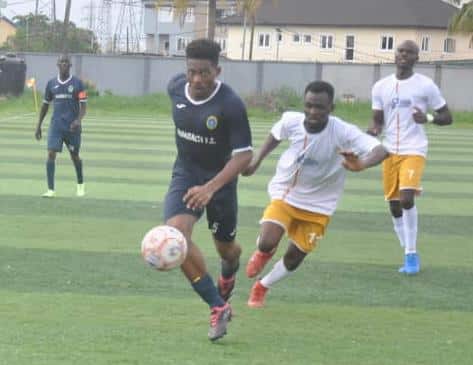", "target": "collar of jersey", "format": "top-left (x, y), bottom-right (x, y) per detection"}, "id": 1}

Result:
top-left (56, 75), bottom-right (72, 85)
top-left (185, 80), bottom-right (222, 105)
